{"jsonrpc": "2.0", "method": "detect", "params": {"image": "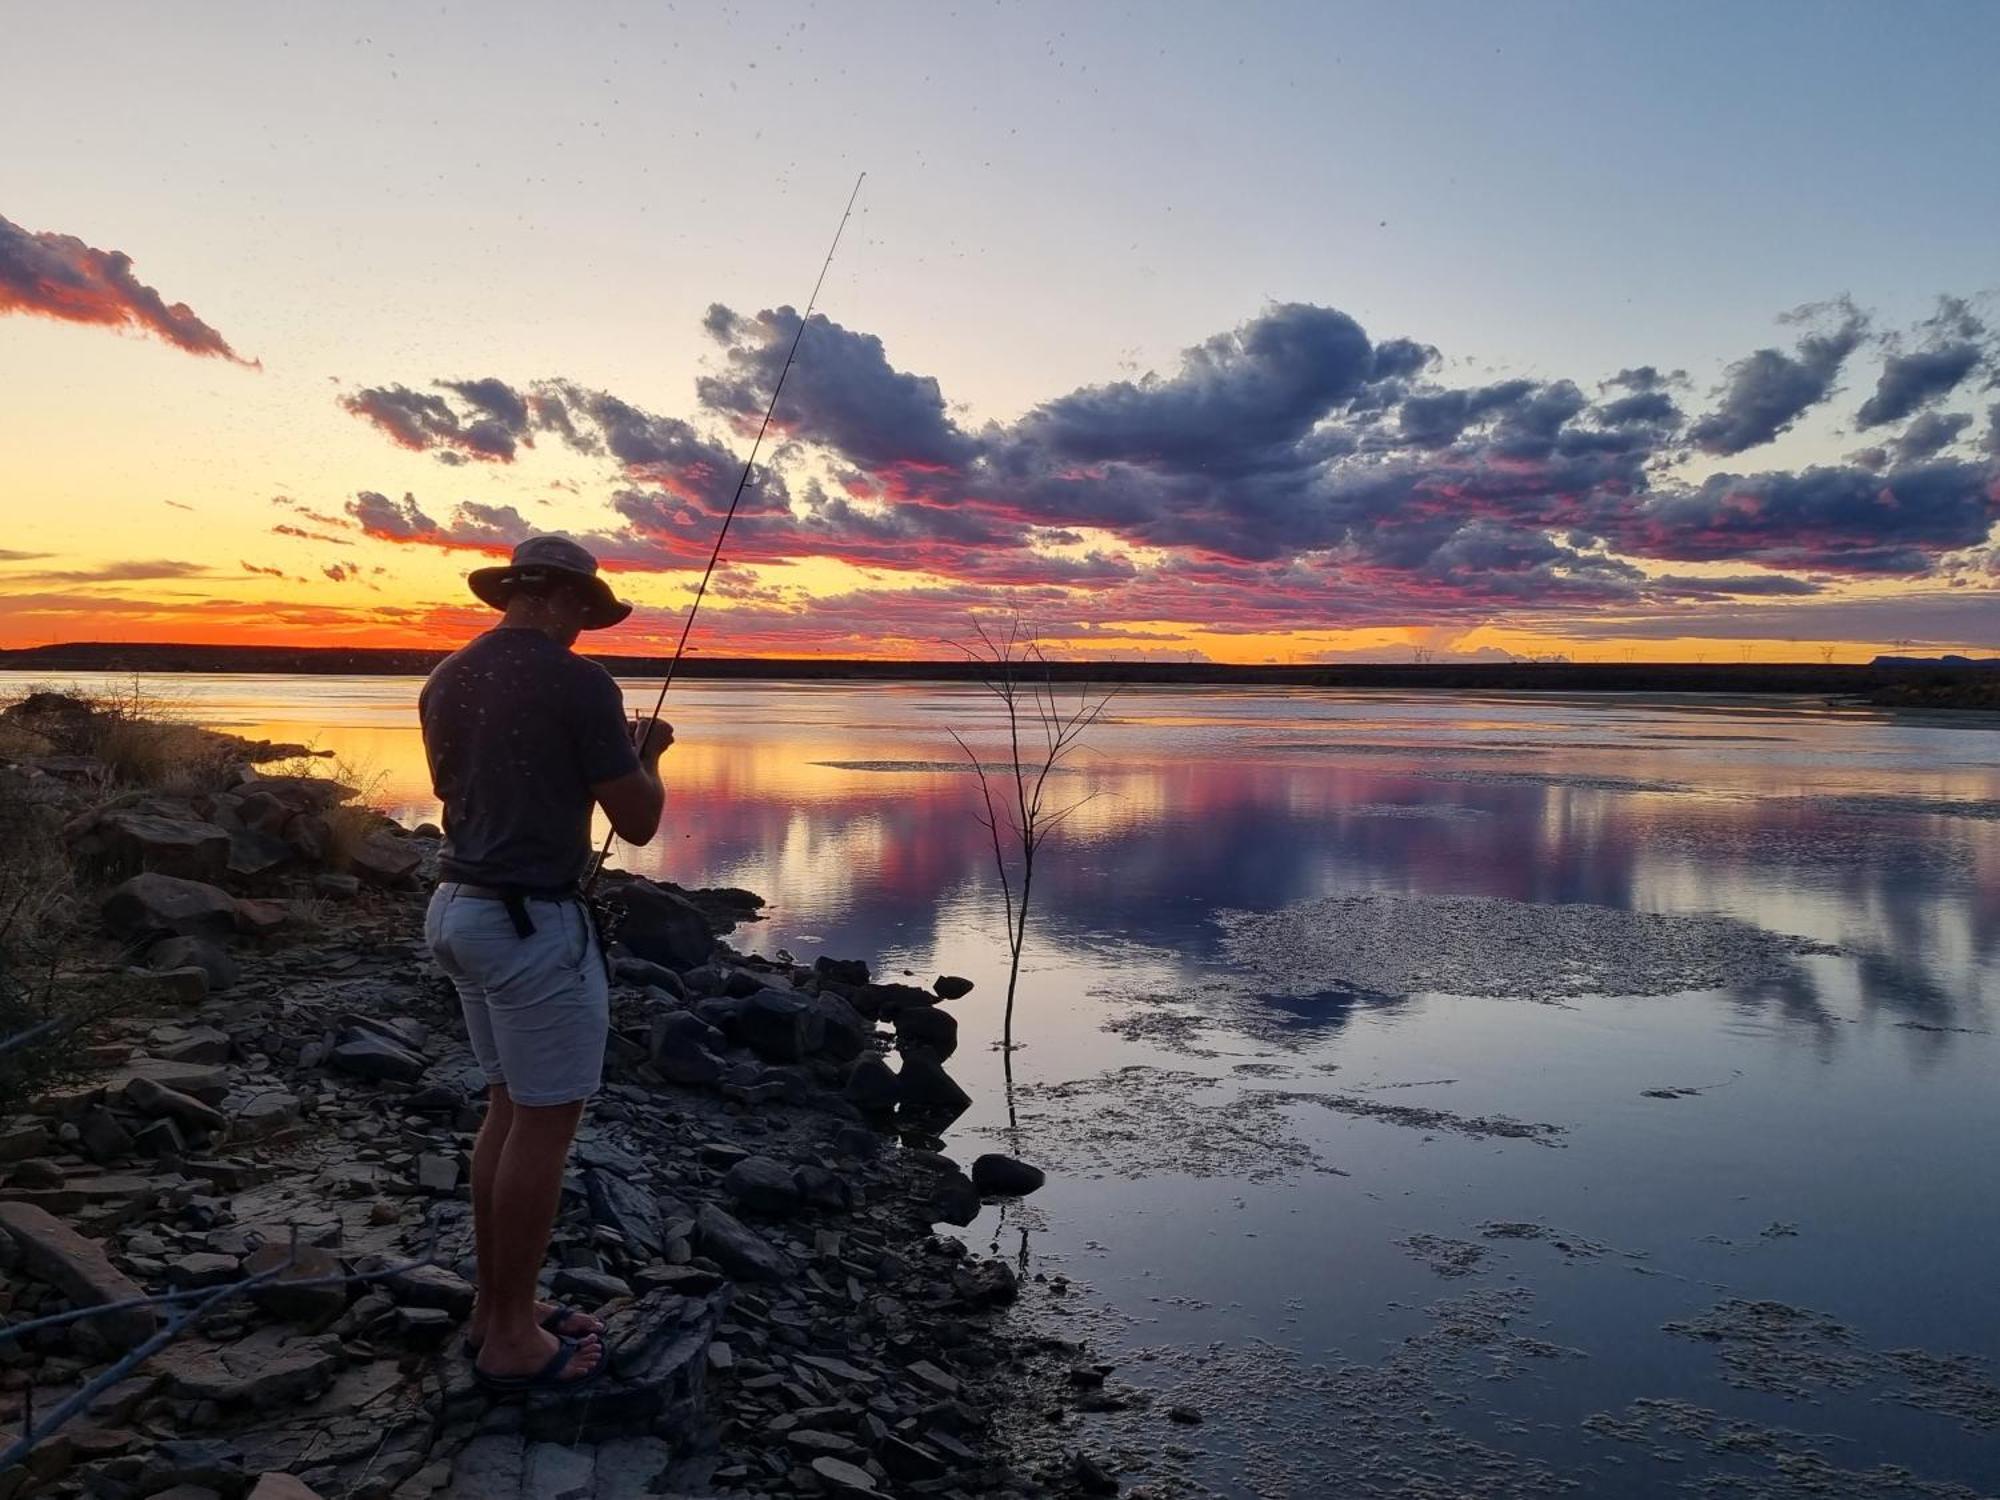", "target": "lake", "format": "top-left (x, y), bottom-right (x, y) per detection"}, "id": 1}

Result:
top-left (11, 670), bottom-right (1998, 1497)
